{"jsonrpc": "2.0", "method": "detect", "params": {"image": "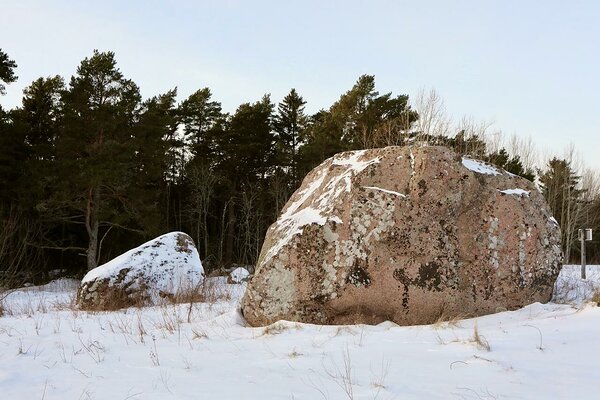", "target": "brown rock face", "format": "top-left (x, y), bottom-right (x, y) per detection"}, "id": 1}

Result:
top-left (241, 146), bottom-right (562, 326)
